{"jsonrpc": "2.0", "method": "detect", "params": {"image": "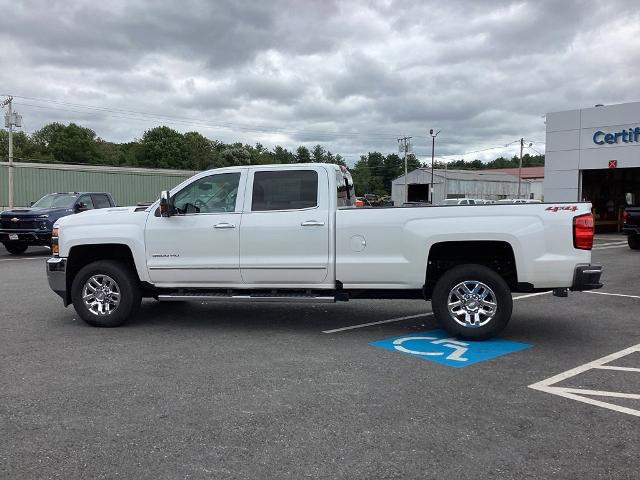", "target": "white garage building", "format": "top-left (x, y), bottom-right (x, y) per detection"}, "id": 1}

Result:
top-left (544, 101), bottom-right (640, 230)
top-left (391, 168), bottom-right (530, 205)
